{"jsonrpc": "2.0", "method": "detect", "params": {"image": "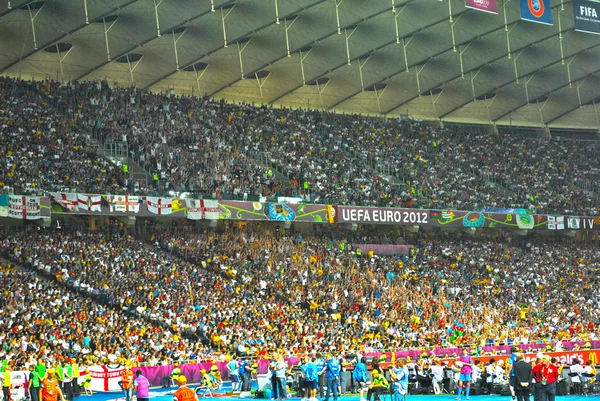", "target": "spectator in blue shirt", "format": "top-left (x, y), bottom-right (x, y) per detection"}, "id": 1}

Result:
top-left (227, 357), bottom-right (240, 393)
top-left (239, 359), bottom-right (251, 391)
top-left (353, 357), bottom-right (369, 398)
top-left (302, 356), bottom-right (318, 401)
top-left (274, 354), bottom-right (288, 400)
top-left (390, 359), bottom-right (409, 401)
top-left (315, 353), bottom-right (327, 398)
top-left (324, 356), bottom-right (341, 401)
